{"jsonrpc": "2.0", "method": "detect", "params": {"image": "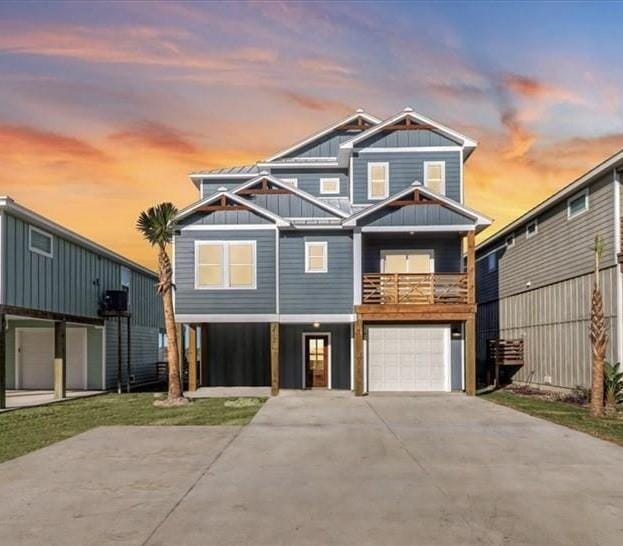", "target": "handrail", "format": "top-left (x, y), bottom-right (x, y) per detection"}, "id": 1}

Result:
top-left (362, 273), bottom-right (468, 305)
